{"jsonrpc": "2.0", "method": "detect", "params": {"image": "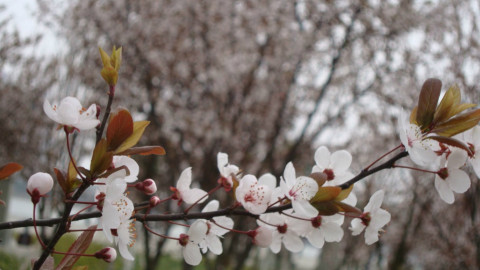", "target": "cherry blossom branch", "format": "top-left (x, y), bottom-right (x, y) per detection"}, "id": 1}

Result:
top-left (338, 150), bottom-right (409, 190)
top-left (1, 151), bottom-right (410, 232)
